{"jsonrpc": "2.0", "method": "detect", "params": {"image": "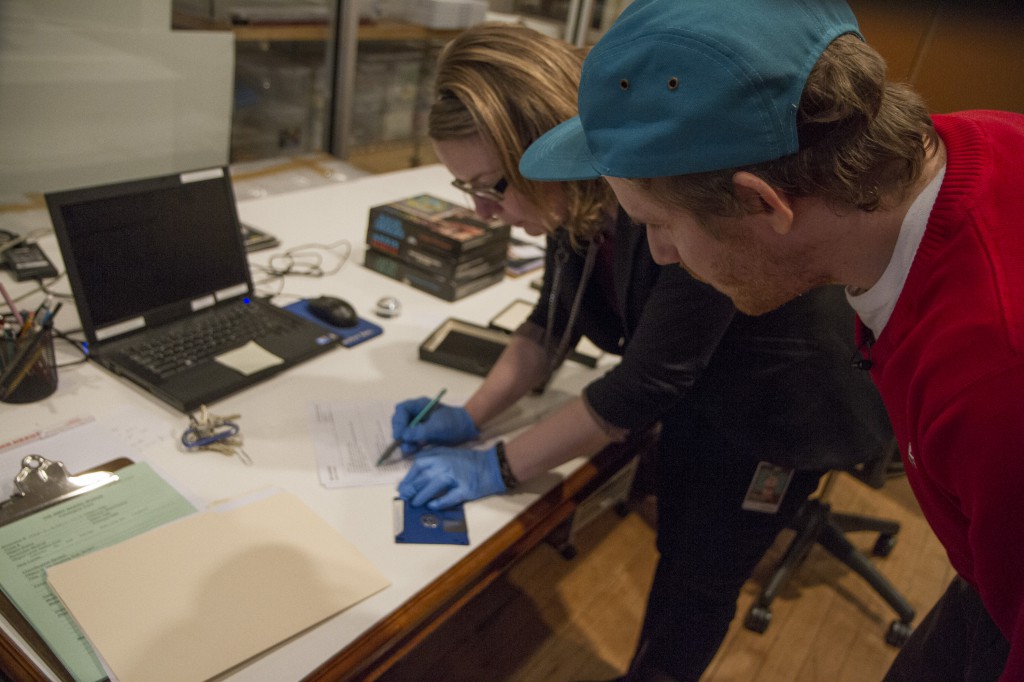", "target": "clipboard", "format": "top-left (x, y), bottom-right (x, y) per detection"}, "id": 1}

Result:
top-left (0, 455), bottom-right (127, 682)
